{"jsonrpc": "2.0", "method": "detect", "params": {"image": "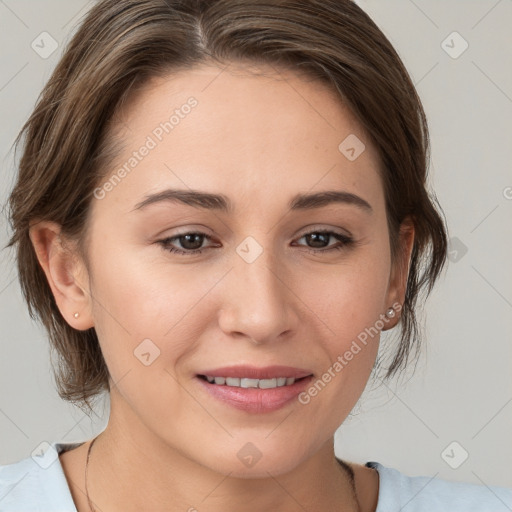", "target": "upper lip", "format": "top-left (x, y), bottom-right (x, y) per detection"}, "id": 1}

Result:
top-left (197, 365), bottom-right (313, 380)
